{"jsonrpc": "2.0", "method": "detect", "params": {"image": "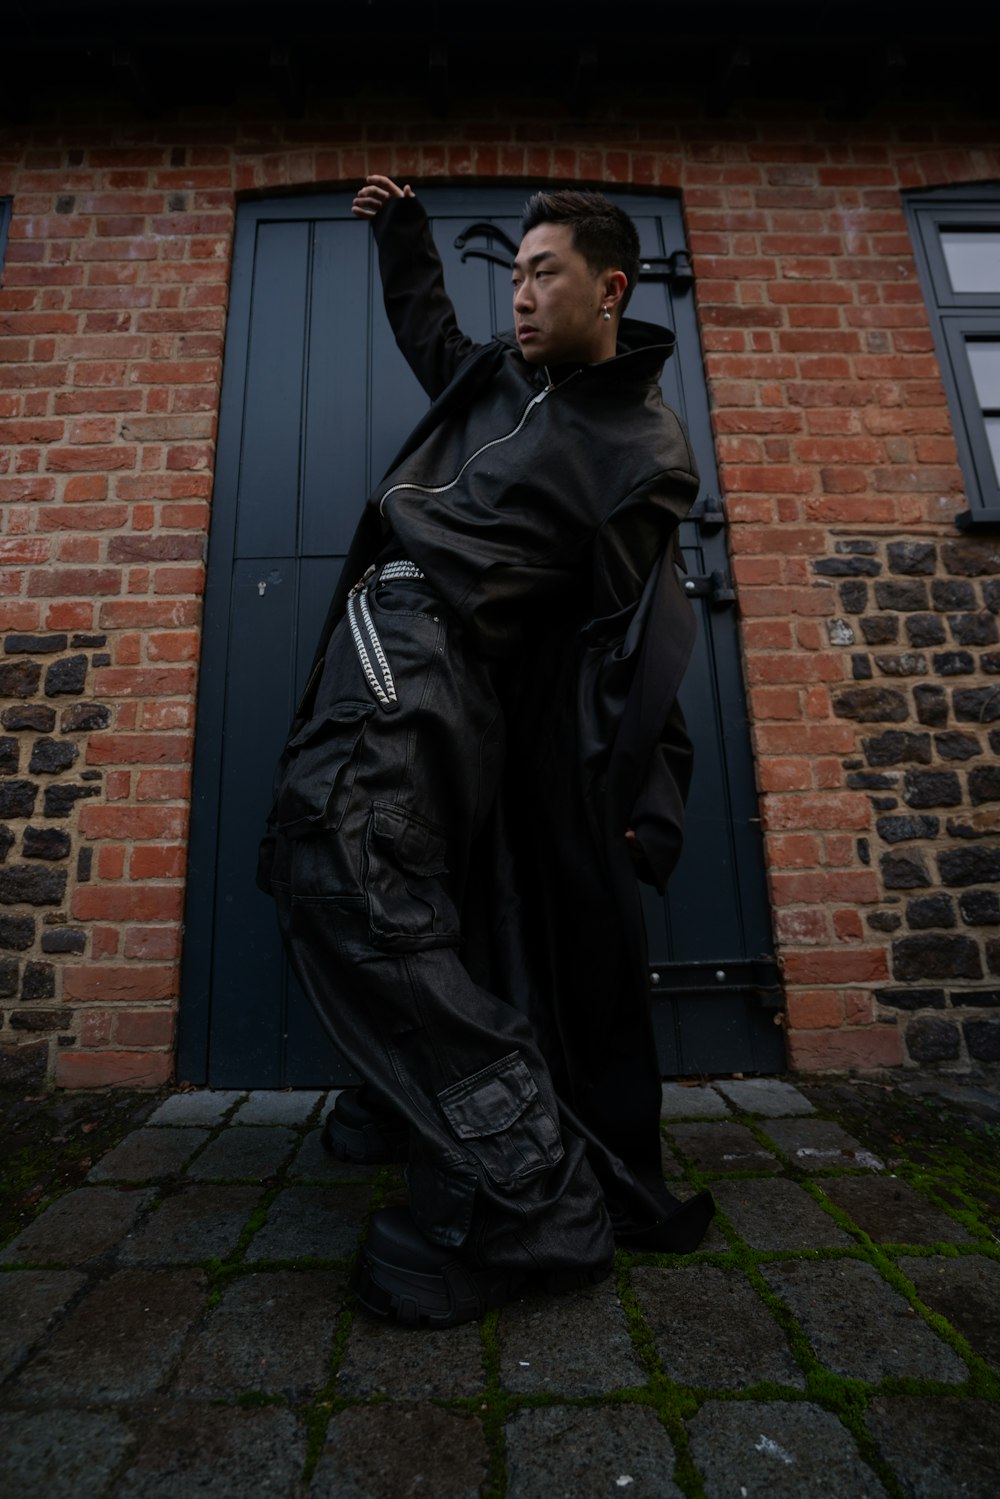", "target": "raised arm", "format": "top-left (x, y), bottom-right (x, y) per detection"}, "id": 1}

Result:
top-left (353, 175), bottom-right (480, 400)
